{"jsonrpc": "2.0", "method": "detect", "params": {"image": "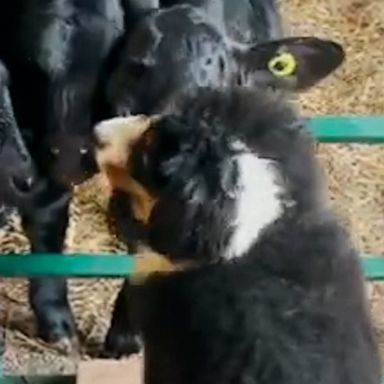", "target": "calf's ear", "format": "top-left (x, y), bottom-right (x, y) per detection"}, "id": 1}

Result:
top-left (121, 0), bottom-right (159, 29)
top-left (121, 0), bottom-right (159, 14)
top-left (233, 36), bottom-right (345, 91)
